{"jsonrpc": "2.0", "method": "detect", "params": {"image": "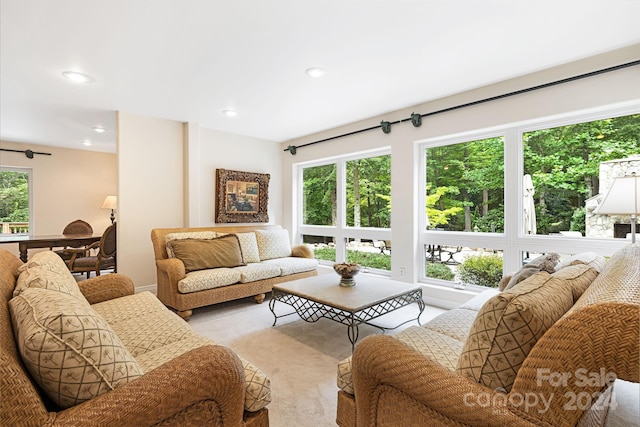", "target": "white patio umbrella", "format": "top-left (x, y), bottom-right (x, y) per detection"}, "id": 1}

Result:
top-left (523, 174), bottom-right (537, 235)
